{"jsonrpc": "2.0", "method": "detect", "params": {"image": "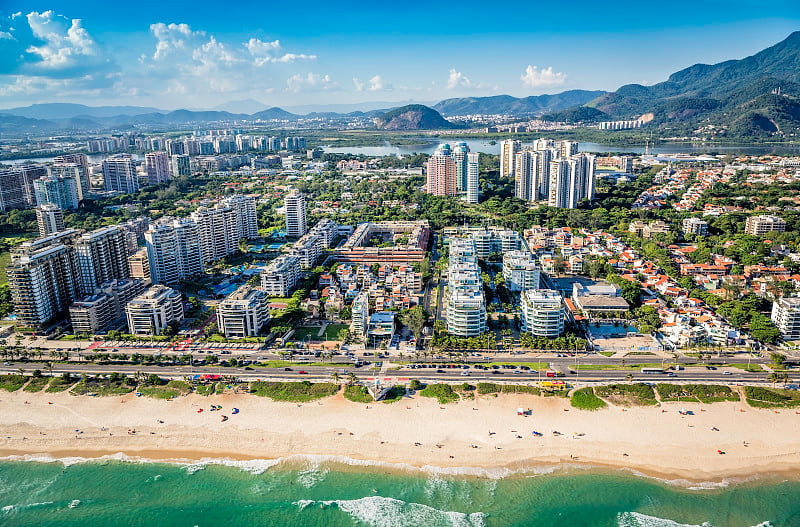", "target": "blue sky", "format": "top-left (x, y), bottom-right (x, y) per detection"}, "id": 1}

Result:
top-left (0, 0), bottom-right (799, 110)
